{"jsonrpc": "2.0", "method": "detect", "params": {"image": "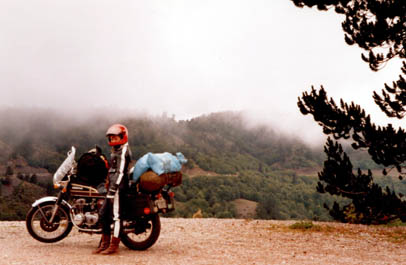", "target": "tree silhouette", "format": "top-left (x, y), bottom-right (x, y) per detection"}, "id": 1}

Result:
top-left (291, 0), bottom-right (406, 223)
